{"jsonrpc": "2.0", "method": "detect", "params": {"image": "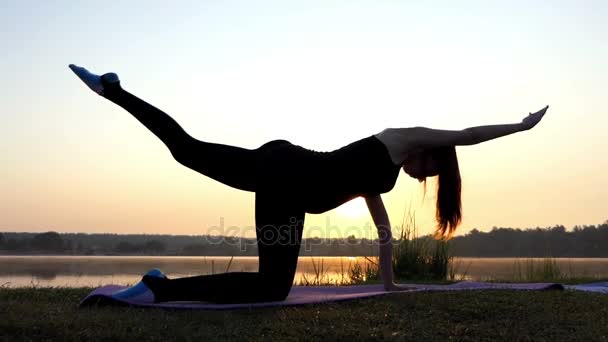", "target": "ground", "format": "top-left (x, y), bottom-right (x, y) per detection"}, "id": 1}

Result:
top-left (1, 287), bottom-right (607, 341)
